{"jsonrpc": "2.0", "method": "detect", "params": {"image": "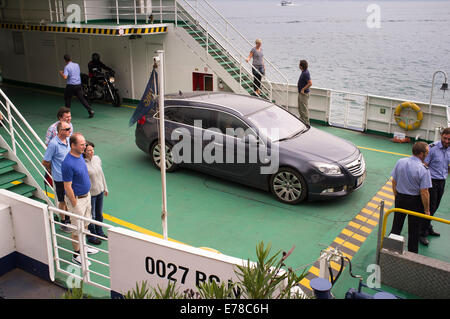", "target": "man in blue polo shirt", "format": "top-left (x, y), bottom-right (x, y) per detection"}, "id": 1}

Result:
top-left (390, 142), bottom-right (432, 253)
top-left (62, 132), bottom-right (100, 266)
top-left (59, 54), bottom-right (95, 118)
top-left (42, 121), bottom-right (71, 231)
top-left (420, 127), bottom-right (450, 244)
